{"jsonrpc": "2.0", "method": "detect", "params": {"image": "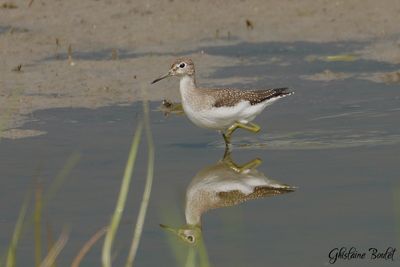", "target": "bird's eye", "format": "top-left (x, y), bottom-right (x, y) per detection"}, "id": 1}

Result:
top-left (179, 63), bottom-right (186, 68)
top-left (186, 235), bottom-right (195, 243)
